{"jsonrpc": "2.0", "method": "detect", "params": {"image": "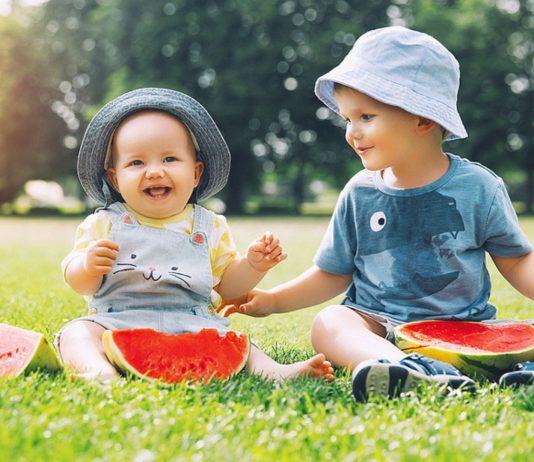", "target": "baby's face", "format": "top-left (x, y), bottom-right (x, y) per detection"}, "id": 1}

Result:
top-left (107, 111), bottom-right (204, 219)
top-left (334, 86), bottom-right (421, 172)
